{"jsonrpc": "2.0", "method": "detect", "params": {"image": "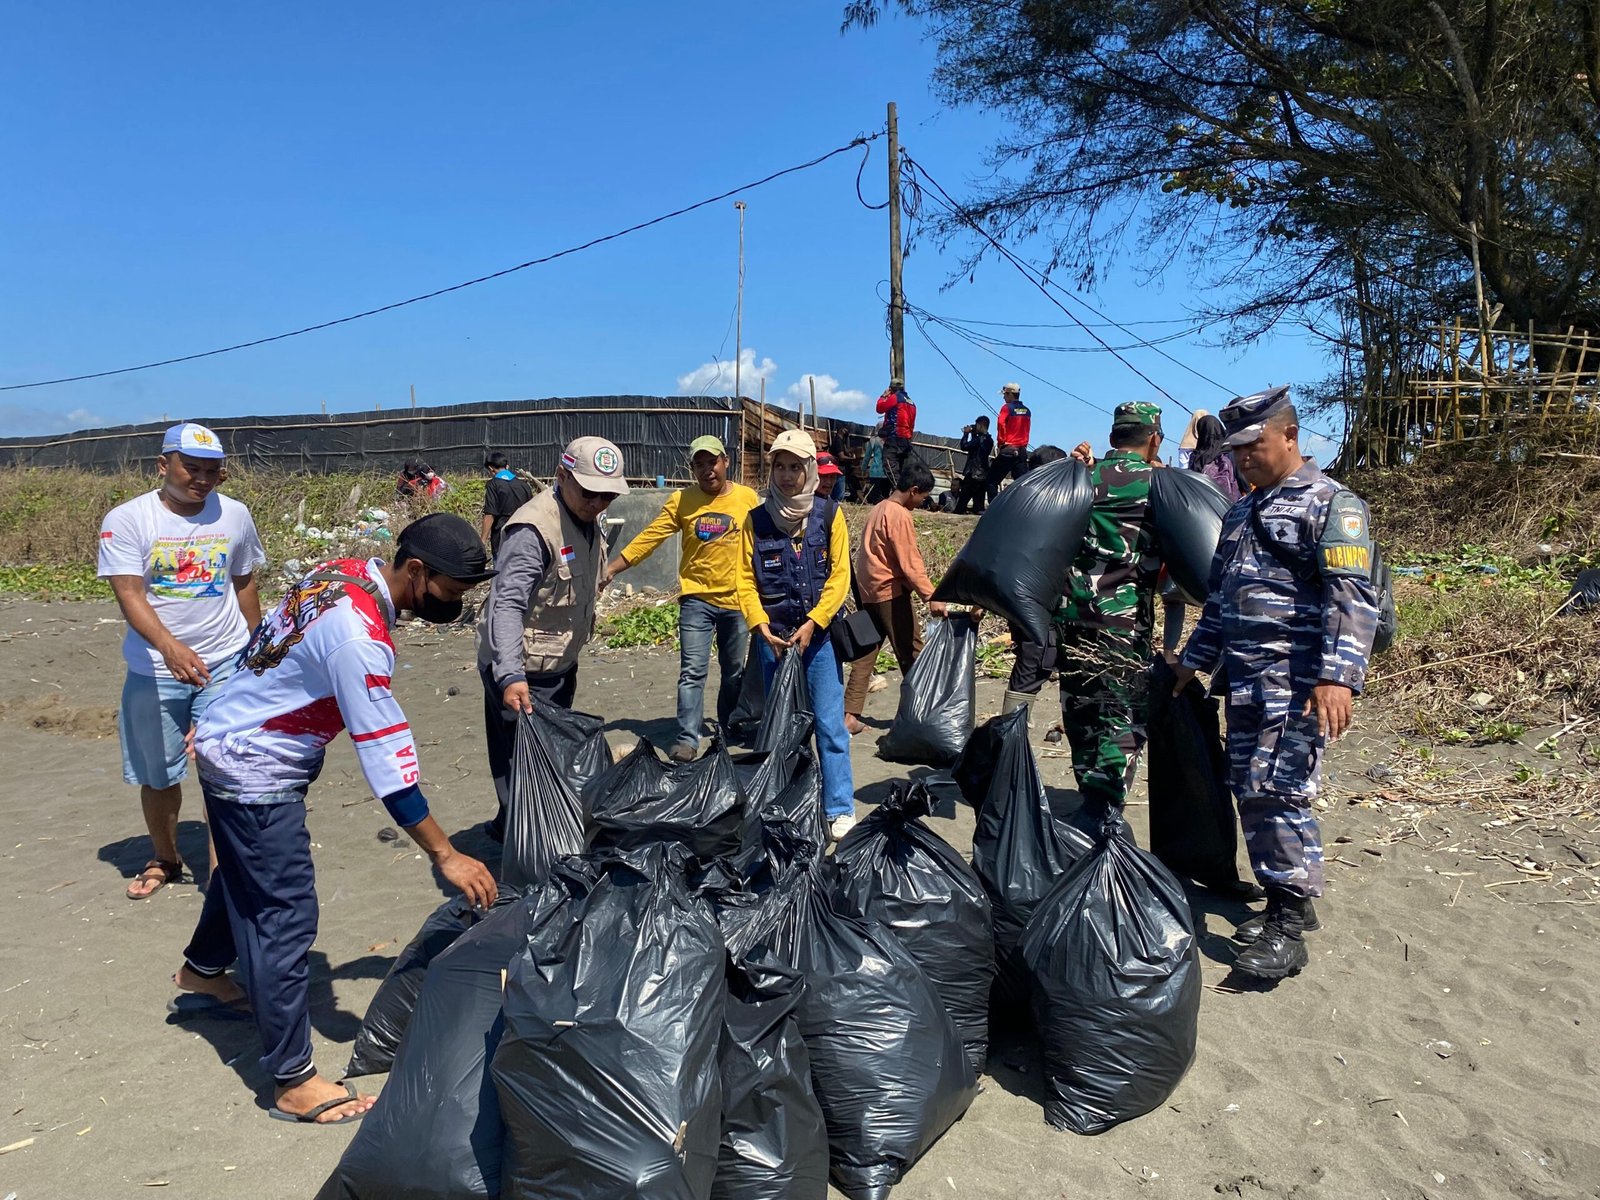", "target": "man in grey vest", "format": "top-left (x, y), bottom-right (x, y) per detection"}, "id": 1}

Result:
top-left (477, 436), bottom-right (628, 840)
